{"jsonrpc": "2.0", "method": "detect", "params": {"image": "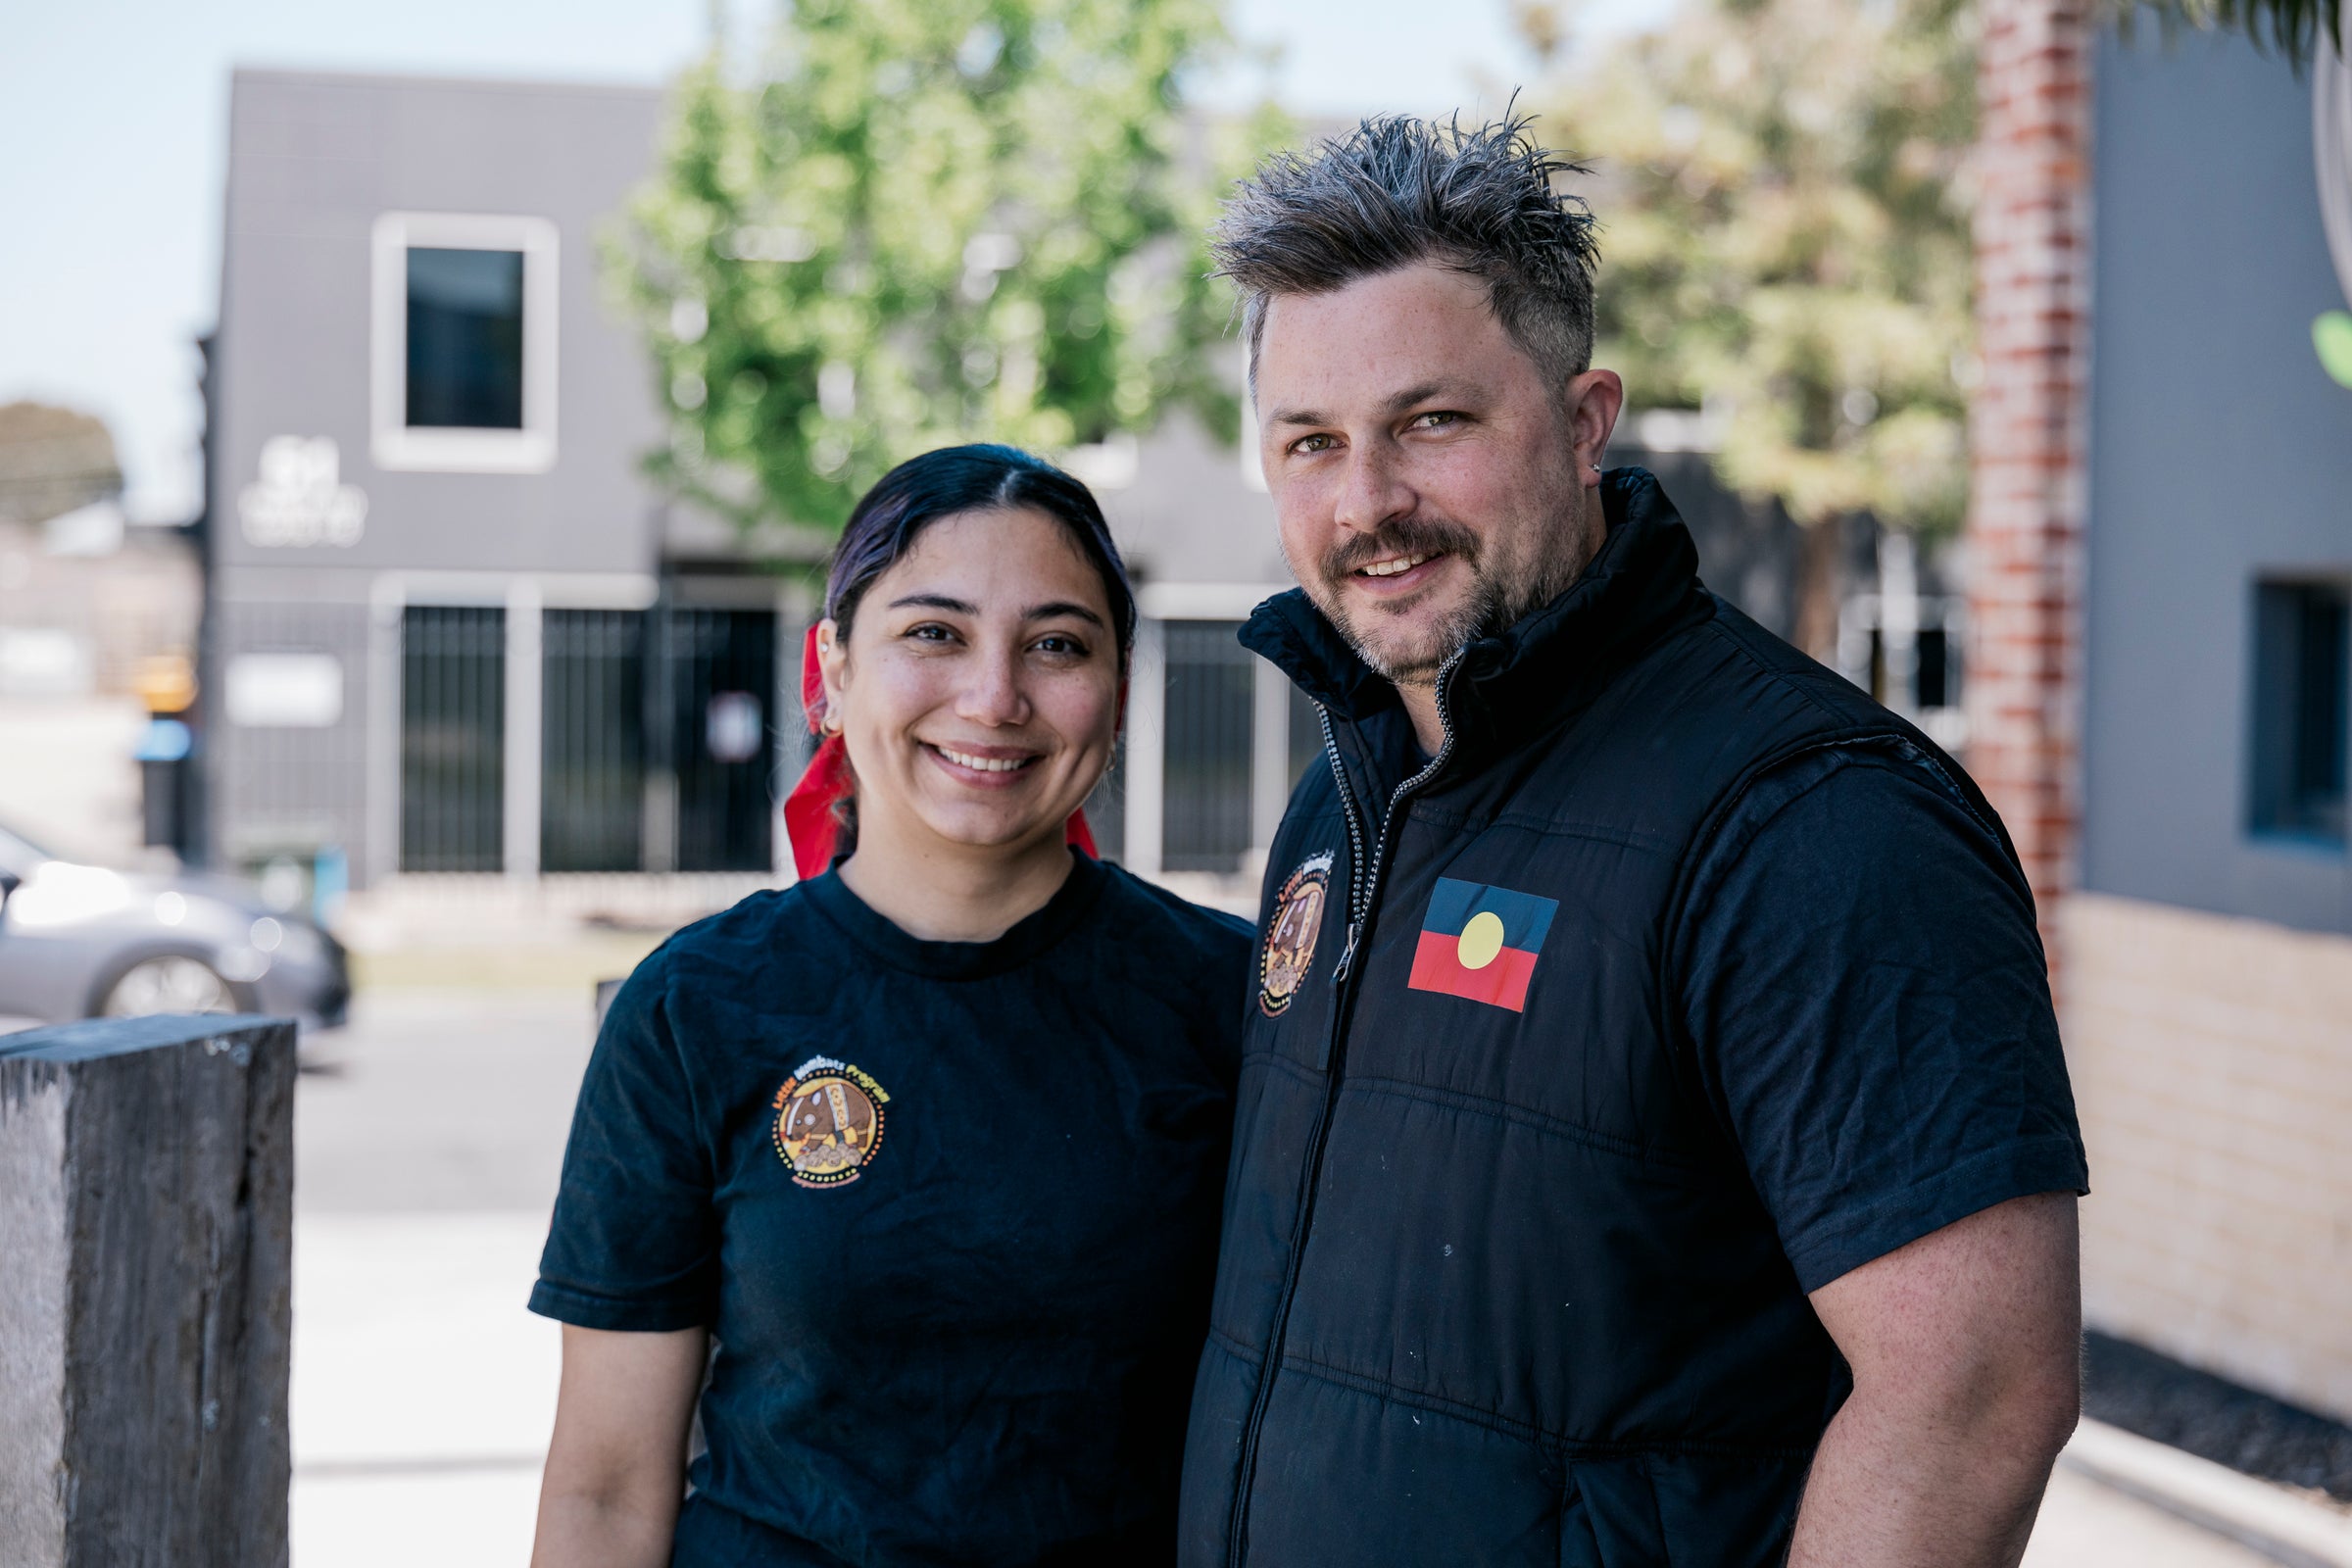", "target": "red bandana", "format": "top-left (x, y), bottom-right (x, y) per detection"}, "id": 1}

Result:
top-left (782, 624), bottom-right (1098, 881)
